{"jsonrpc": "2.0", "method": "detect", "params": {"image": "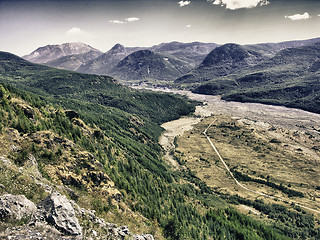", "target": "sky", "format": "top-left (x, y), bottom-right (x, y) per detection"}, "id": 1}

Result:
top-left (0, 0), bottom-right (320, 56)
